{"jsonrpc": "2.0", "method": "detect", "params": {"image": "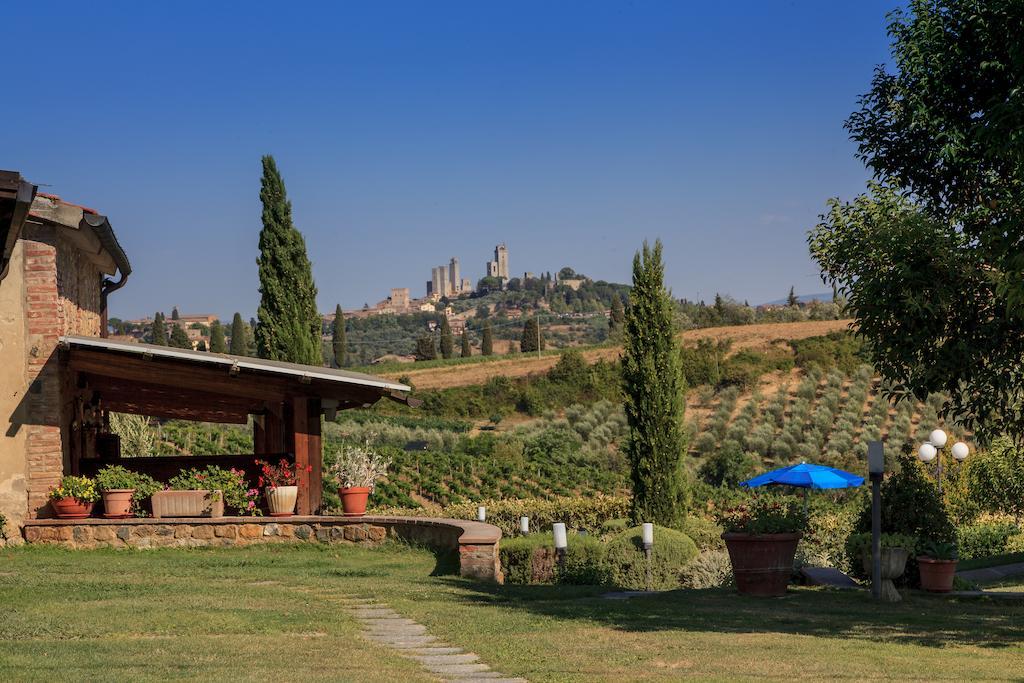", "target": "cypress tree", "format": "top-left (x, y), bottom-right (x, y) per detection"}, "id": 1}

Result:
top-left (439, 316), bottom-right (454, 359)
top-left (169, 323), bottom-right (191, 349)
top-left (332, 304), bottom-right (347, 368)
top-left (621, 239), bottom-right (688, 527)
top-left (415, 333), bottom-right (436, 361)
top-left (255, 155), bottom-right (321, 365)
top-left (609, 296), bottom-right (625, 336)
top-left (787, 286), bottom-right (798, 307)
top-left (461, 331), bottom-right (472, 358)
top-left (151, 312), bottom-right (167, 346)
top-left (520, 317), bottom-right (544, 353)
top-left (229, 312), bottom-right (248, 356)
top-left (481, 321), bottom-right (494, 356)
top-left (171, 306), bottom-right (180, 320)
top-left (209, 320), bottom-right (227, 353)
